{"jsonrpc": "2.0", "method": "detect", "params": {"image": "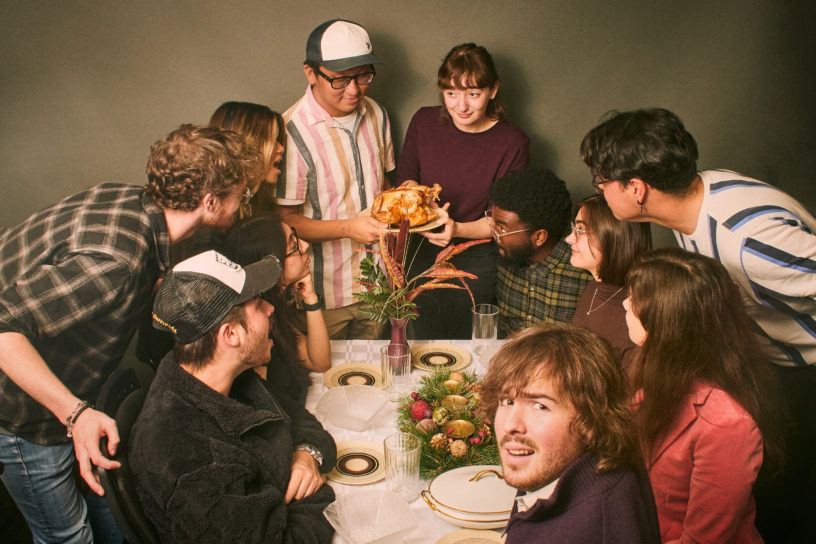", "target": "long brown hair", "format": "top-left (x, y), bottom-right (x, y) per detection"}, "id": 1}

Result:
top-left (576, 195), bottom-right (652, 285)
top-left (221, 213), bottom-right (308, 389)
top-left (627, 248), bottom-right (784, 472)
top-left (437, 43), bottom-right (504, 121)
top-left (482, 324), bottom-right (640, 472)
top-left (209, 102), bottom-right (285, 217)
